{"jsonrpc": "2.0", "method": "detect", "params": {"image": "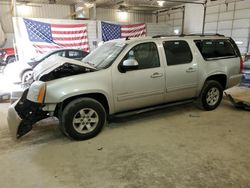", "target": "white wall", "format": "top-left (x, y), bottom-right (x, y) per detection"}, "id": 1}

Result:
top-left (183, 4), bottom-right (204, 34)
top-left (204, 0), bottom-right (250, 53)
top-left (93, 8), bottom-right (153, 23)
top-left (154, 8), bottom-right (184, 35)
